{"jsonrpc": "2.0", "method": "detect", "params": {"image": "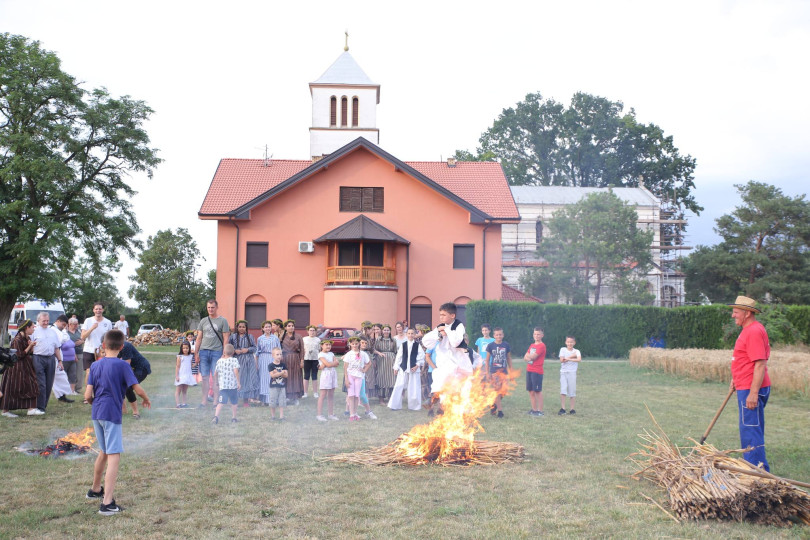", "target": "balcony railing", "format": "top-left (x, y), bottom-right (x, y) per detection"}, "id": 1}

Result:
top-left (326, 265), bottom-right (396, 285)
